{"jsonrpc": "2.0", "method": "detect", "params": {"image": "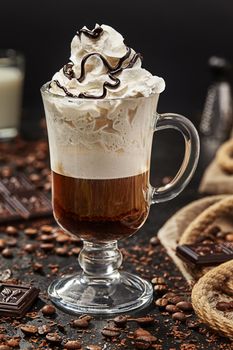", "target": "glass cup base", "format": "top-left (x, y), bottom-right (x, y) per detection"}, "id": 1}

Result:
top-left (48, 271), bottom-right (153, 315)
